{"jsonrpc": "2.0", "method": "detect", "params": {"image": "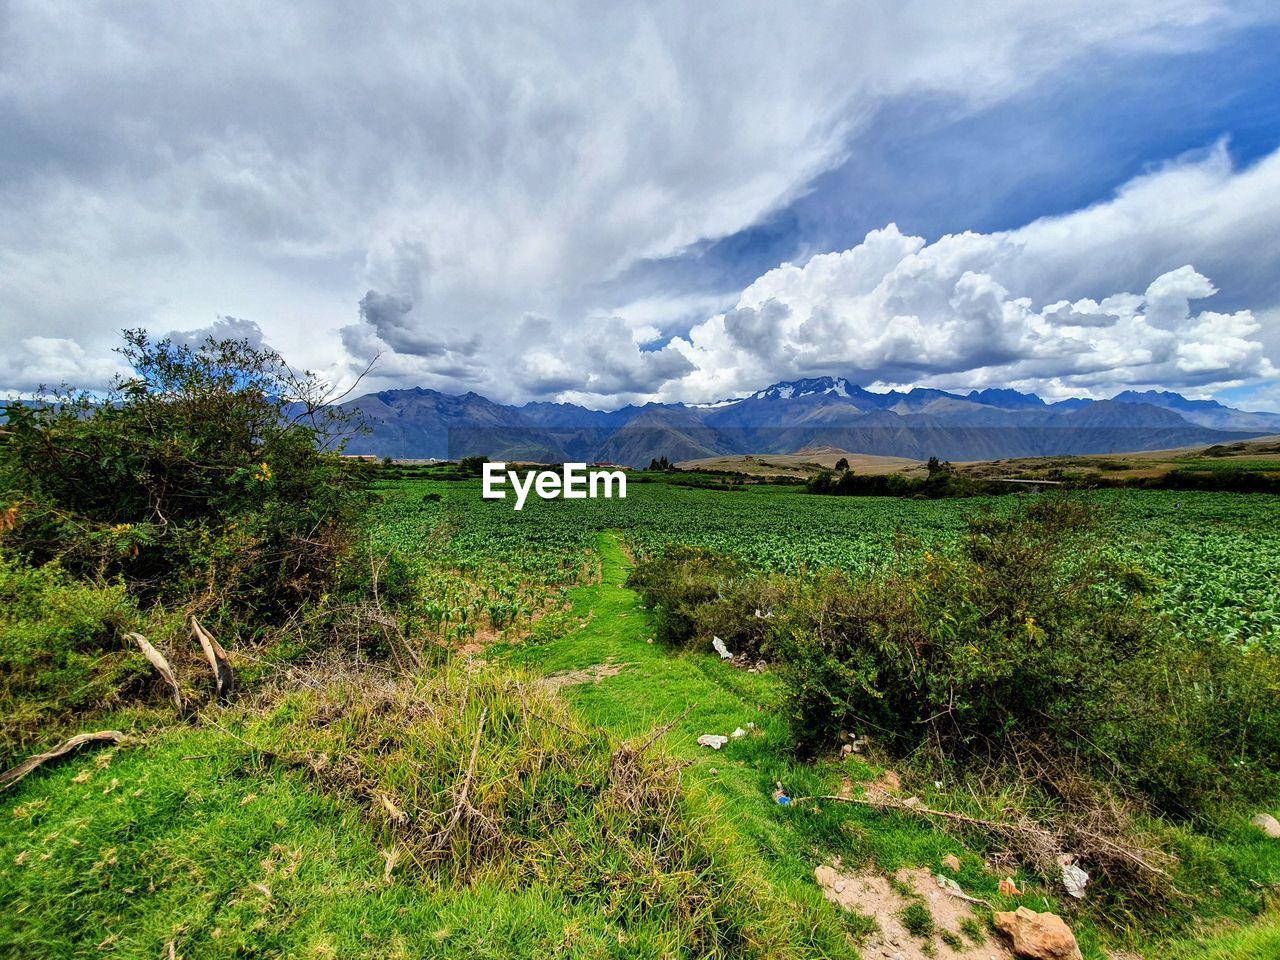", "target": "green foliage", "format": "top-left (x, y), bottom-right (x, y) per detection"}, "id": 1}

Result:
top-left (768, 498), bottom-right (1280, 816)
top-left (0, 330), bottom-right (366, 623)
top-left (807, 460), bottom-right (991, 498)
top-left (367, 478), bottom-right (1280, 649)
top-left (0, 554), bottom-right (144, 761)
top-left (457, 455), bottom-right (488, 477)
top-left (627, 545), bottom-right (748, 651)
